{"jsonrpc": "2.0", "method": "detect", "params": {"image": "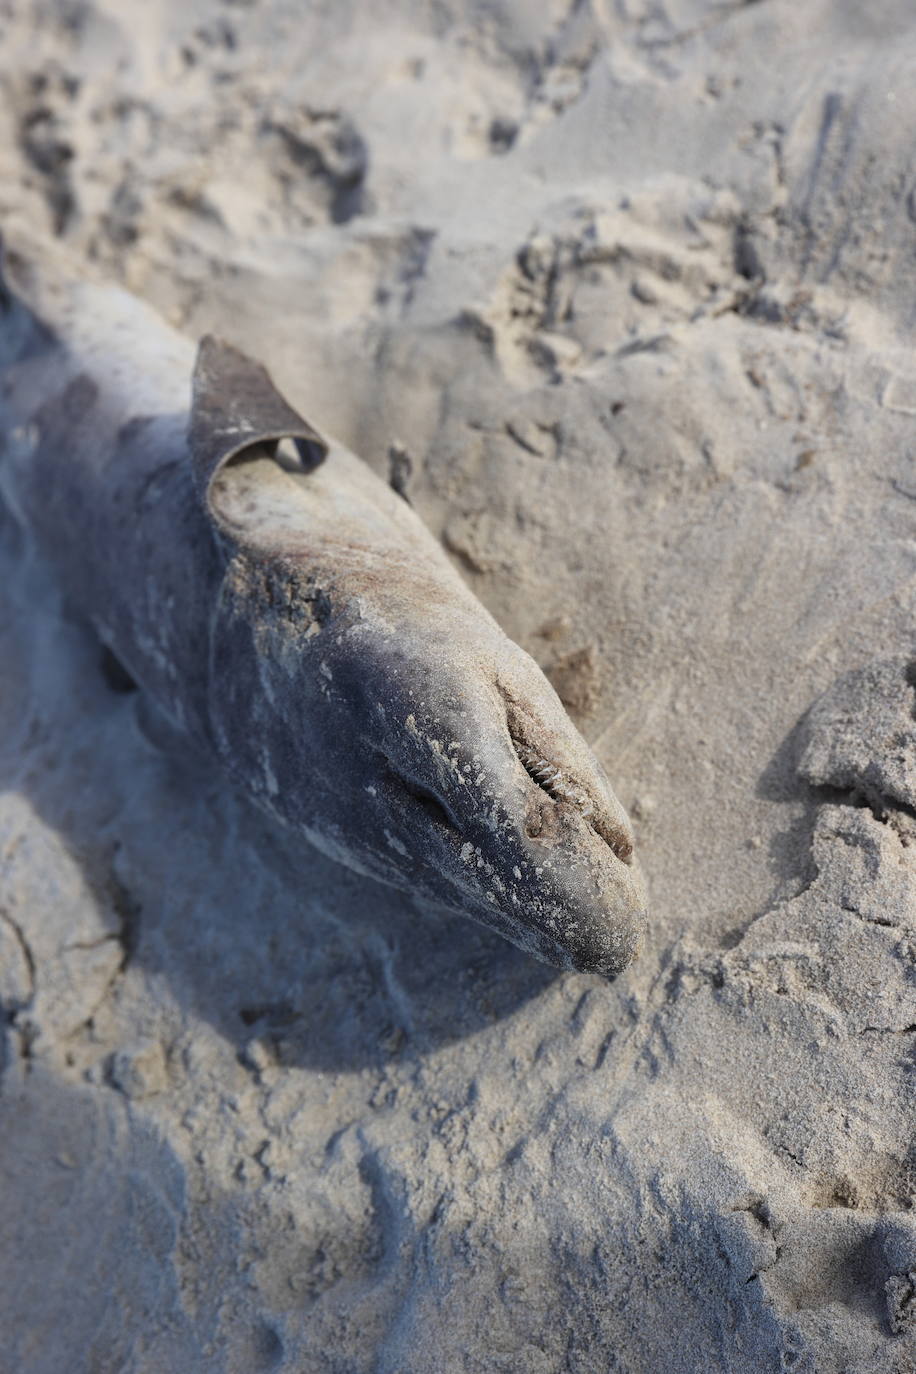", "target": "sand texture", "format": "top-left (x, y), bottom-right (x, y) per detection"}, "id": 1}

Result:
top-left (0, 1), bottom-right (915, 1370)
